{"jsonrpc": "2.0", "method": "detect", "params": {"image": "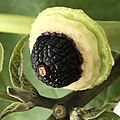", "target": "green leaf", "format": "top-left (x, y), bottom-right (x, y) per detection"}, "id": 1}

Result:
top-left (0, 102), bottom-right (34, 120)
top-left (98, 21), bottom-right (120, 51)
top-left (0, 42), bottom-right (4, 73)
top-left (0, 35), bottom-right (39, 119)
top-left (70, 103), bottom-right (120, 120)
top-left (9, 35), bottom-right (28, 88)
top-left (111, 51), bottom-right (120, 59)
top-left (0, 0), bottom-right (120, 21)
top-left (0, 34), bottom-right (23, 115)
top-left (0, 1), bottom-right (120, 120)
top-left (0, 14), bottom-right (34, 34)
top-left (0, 89), bottom-right (19, 102)
top-left (7, 86), bottom-right (37, 103)
top-left (95, 111), bottom-right (120, 120)
top-left (9, 35), bottom-right (36, 93)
